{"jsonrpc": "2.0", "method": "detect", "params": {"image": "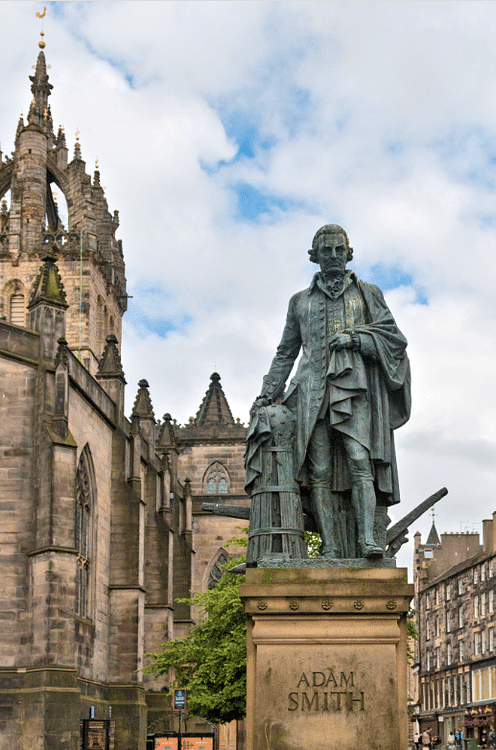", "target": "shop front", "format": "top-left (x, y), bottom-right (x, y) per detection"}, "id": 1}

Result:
top-left (462, 705), bottom-right (496, 747)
